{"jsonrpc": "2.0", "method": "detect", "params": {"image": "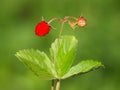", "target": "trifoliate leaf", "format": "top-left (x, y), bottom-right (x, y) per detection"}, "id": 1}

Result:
top-left (15, 49), bottom-right (57, 80)
top-left (62, 60), bottom-right (104, 79)
top-left (50, 36), bottom-right (78, 77)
